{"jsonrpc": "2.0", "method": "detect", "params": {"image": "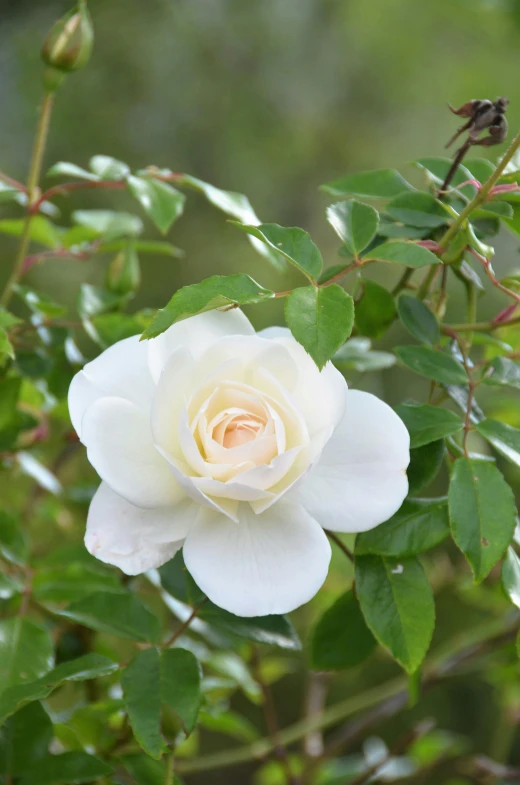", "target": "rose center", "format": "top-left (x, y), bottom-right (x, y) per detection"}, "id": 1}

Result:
top-left (221, 415), bottom-right (263, 448)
